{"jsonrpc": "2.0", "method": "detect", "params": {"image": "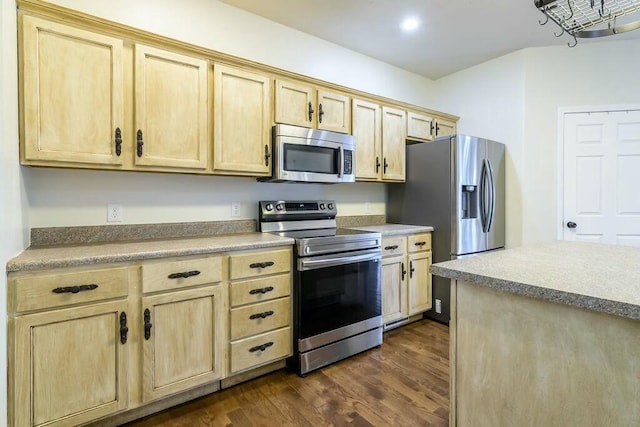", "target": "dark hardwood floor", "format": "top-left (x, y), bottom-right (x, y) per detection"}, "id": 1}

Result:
top-left (124, 320), bottom-right (449, 427)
